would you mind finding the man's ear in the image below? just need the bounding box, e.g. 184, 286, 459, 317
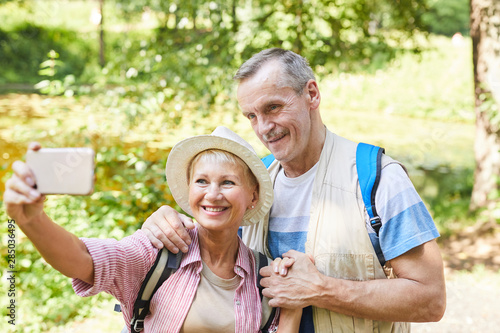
305, 79, 321, 110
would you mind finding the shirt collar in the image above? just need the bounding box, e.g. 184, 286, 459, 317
180, 228, 253, 277
235, 235, 252, 277
179, 228, 202, 269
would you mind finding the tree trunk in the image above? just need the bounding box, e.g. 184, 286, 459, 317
470, 0, 500, 211
99, 0, 105, 67
232, 0, 238, 33
293, 0, 304, 54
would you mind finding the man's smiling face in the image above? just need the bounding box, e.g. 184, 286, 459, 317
237, 61, 313, 166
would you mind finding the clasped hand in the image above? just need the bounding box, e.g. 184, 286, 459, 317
261, 250, 323, 309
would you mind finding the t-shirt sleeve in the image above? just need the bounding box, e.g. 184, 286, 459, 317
72, 230, 158, 304
374, 163, 440, 262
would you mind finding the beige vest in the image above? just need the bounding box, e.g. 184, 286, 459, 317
242, 130, 410, 332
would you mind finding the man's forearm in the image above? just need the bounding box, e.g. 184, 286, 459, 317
262, 242, 446, 323
313, 273, 445, 322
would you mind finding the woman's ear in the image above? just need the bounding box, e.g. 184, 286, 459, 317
248, 187, 259, 210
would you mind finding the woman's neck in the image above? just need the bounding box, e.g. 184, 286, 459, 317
197, 227, 240, 279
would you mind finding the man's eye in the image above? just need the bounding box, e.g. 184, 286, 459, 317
247, 114, 256, 120
269, 105, 279, 111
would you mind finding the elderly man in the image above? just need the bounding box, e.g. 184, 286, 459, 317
142, 48, 446, 332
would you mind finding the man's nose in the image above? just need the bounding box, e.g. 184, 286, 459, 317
257, 116, 274, 137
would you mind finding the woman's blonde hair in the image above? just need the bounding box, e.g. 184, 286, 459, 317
187, 149, 258, 189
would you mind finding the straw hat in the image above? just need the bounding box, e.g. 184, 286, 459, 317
166, 126, 274, 226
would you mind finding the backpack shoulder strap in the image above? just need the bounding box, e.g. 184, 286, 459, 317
261, 154, 275, 168
252, 249, 268, 300
356, 143, 385, 237
129, 248, 182, 332
251, 249, 277, 332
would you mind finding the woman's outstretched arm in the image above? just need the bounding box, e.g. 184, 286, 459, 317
4, 142, 94, 284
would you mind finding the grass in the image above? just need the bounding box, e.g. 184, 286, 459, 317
323, 37, 474, 121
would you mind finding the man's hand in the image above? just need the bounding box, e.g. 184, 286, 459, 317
270, 256, 295, 276
4, 142, 45, 225
141, 205, 195, 253
260, 250, 321, 309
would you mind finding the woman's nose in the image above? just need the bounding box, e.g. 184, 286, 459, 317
205, 184, 223, 201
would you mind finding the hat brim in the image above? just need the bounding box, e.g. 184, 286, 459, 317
166, 135, 273, 226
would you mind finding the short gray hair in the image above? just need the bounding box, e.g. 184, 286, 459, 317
233, 48, 315, 95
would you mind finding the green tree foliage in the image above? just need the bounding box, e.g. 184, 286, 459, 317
85, 0, 430, 129
0, 0, 432, 96
239, 0, 428, 71
0, 23, 93, 84
423, 0, 470, 36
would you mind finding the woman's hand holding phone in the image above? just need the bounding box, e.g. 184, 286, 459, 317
4, 142, 45, 225
4, 142, 95, 225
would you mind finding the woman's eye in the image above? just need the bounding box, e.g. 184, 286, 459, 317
222, 180, 235, 186
195, 179, 207, 184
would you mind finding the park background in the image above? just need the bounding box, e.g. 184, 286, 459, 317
1, 0, 499, 332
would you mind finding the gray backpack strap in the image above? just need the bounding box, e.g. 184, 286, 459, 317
252, 249, 277, 332
114, 248, 182, 332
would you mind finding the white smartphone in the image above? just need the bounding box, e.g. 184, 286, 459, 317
26, 148, 95, 195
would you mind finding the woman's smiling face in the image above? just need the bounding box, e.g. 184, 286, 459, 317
188, 153, 258, 233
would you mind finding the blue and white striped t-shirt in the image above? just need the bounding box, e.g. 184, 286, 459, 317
267, 163, 439, 265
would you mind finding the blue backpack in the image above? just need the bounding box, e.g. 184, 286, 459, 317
261, 142, 384, 236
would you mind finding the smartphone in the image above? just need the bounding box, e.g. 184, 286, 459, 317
26, 148, 95, 195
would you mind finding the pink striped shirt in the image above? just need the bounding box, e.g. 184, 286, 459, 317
72, 229, 278, 332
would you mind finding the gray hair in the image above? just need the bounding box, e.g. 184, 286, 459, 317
233, 48, 316, 95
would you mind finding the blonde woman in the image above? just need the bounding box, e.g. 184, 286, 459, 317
3, 127, 301, 332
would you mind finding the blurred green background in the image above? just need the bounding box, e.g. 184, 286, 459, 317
0, 0, 488, 332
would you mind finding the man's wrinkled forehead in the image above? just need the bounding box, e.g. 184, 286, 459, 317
241, 60, 291, 88
238, 69, 283, 105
